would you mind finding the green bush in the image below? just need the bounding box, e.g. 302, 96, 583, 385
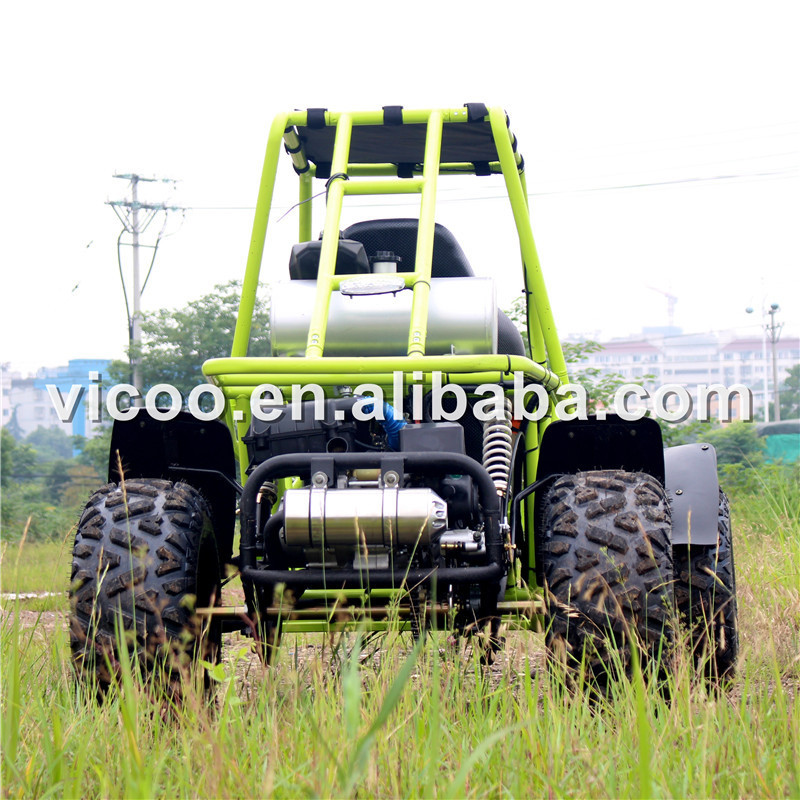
705, 421, 766, 466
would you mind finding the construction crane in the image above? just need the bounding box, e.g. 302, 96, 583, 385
647, 286, 678, 328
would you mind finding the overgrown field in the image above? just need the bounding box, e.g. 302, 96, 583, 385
2, 467, 799, 798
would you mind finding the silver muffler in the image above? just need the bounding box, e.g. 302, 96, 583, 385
281, 487, 448, 550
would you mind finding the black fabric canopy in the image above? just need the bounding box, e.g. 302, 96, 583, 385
295, 120, 500, 169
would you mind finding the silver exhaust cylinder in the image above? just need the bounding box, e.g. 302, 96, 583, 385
270, 277, 498, 356
281, 487, 448, 549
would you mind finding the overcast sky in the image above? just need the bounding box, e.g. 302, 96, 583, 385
1, 1, 797, 375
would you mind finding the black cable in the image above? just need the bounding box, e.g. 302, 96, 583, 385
325, 172, 349, 201
137, 208, 159, 234
275, 189, 326, 224
116, 228, 131, 334
140, 207, 186, 295
140, 237, 160, 295
339, 166, 797, 209
110, 202, 132, 233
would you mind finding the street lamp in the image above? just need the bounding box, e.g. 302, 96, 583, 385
746, 303, 783, 422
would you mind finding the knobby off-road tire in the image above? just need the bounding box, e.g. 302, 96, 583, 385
542, 470, 674, 690
673, 490, 738, 682
69, 479, 221, 693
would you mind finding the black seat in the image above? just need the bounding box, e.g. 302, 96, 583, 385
342, 218, 474, 278
343, 218, 526, 357
497, 310, 526, 357
290, 218, 526, 357
289, 238, 370, 280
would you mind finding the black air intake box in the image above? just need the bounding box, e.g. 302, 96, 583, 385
243, 397, 361, 472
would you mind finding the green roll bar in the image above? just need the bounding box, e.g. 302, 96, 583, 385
228, 106, 567, 379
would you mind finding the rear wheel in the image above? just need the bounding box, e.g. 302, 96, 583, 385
541, 470, 674, 690
673, 490, 738, 682
69, 479, 221, 694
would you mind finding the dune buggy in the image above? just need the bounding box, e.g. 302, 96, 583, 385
70, 104, 738, 689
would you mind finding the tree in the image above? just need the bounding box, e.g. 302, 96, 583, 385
1, 427, 38, 486
2, 427, 16, 487
506, 296, 636, 413
4, 407, 24, 441
658, 418, 720, 448
109, 280, 270, 401
505, 295, 532, 359
24, 425, 74, 462
562, 339, 658, 414
77, 425, 112, 479
704, 422, 766, 466
45, 460, 99, 506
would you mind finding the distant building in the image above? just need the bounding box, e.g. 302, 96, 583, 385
572, 331, 800, 421
0, 363, 13, 429
1, 359, 111, 443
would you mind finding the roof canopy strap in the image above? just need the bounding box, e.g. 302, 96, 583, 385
464, 102, 489, 122
383, 105, 404, 125
307, 108, 327, 129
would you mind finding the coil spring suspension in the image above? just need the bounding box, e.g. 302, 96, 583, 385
482, 397, 513, 496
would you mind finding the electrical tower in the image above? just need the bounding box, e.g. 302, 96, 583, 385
107, 174, 184, 394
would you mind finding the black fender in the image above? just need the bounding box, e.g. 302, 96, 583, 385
108, 411, 238, 564
663, 442, 720, 546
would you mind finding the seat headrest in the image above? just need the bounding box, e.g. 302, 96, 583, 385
342, 219, 474, 278
289, 239, 370, 280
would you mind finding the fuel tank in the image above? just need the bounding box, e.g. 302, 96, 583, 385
270, 277, 498, 356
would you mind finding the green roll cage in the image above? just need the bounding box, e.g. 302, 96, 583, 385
202, 105, 569, 612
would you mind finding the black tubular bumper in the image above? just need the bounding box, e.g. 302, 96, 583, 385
239, 451, 504, 589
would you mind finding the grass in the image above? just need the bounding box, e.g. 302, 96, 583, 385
2, 468, 799, 798
0, 530, 72, 612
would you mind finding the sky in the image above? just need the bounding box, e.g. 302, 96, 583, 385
1, 1, 798, 375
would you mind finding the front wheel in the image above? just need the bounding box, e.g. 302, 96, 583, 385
69, 479, 221, 694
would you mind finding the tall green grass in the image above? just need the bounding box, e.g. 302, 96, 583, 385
1, 536, 72, 597
2, 466, 798, 798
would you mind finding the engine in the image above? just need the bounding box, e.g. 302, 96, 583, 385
243, 396, 493, 572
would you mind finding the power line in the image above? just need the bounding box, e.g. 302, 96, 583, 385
180, 164, 797, 214
552, 120, 800, 158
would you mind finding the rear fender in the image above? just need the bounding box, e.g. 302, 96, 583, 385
663, 442, 720, 546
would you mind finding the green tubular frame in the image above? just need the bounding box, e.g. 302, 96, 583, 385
204, 105, 568, 611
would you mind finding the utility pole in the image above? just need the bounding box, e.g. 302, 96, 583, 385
107, 174, 184, 395
767, 303, 784, 421
130, 176, 142, 391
